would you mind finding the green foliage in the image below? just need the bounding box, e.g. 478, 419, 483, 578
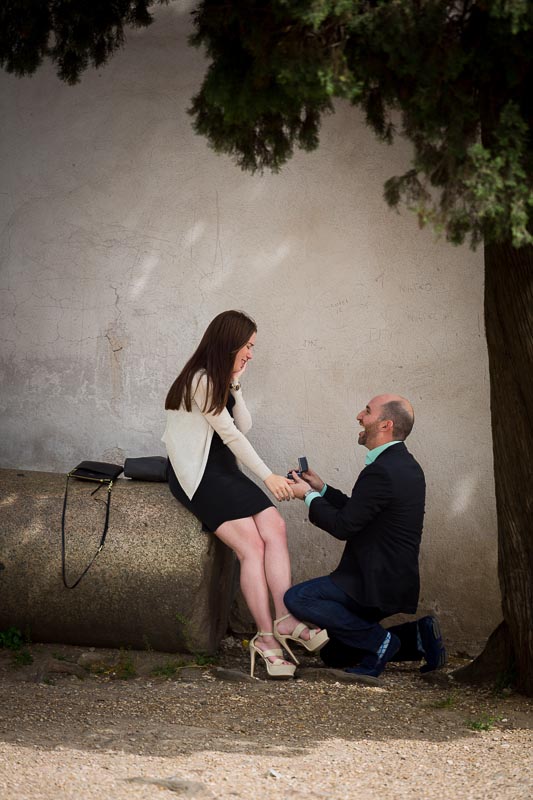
87, 649, 136, 679
51, 652, 68, 661
151, 658, 186, 678
0, 626, 26, 650
12, 649, 33, 667
465, 104, 533, 248
114, 649, 136, 679
2, 1, 531, 248
193, 652, 218, 666
150, 653, 216, 678
189, 0, 533, 249
188, 1, 338, 172
175, 612, 218, 665
431, 694, 456, 709
490, 0, 530, 33
0, 0, 163, 85
467, 713, 501, 732
0, 626, 33, 667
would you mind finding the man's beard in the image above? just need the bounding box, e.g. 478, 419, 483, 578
358, 420, 380, 448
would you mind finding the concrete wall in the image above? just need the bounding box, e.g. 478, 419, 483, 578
0, 2, 500, 652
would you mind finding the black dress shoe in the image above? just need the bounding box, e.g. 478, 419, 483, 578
418, 616, 446, 672
345, 632, 400, 678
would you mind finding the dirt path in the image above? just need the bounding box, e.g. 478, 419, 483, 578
1, 638, 532, 799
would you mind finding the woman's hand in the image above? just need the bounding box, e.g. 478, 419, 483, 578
231, 361, 248, 383
264, 474, 295, 502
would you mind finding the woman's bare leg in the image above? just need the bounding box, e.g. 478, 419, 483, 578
252, 507, 319, 640
213, 515, 291, 662
251, 507, 292, 617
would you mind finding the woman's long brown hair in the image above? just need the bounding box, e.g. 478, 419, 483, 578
165, 310, 257, 414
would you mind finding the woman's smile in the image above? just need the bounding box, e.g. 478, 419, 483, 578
232, 332, 256, 373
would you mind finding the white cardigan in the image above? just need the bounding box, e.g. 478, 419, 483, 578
162, 371, 272, 499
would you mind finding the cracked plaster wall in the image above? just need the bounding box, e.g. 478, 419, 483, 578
0, 2, 499, 651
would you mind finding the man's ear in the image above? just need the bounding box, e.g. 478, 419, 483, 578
381, 418, 394, 431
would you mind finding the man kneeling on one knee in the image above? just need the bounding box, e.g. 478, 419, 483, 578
287, 394, 446, 678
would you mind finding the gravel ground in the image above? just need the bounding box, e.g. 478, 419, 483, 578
1, 637, 532, 800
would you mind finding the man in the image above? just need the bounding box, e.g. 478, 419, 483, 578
286, 394, 445, 678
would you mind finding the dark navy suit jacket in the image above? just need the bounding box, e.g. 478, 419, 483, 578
308, 442, 425, 615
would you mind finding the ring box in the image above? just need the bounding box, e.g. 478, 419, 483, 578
287, 456, 308, 479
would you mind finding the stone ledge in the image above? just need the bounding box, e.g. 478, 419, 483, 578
0, 468, 237, 653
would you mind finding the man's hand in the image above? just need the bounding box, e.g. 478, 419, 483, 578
301, 468, 325, 493
288, 471, 312, 500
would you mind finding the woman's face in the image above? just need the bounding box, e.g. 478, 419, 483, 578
232, 331, 256, 374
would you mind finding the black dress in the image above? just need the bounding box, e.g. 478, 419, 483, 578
168, 394, 274, 533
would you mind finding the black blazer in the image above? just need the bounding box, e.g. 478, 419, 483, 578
309, 442, 425, 615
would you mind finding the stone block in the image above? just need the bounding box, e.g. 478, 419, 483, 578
0, 469, 237, 653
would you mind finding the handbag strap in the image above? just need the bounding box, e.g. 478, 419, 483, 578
61, 474, 114, 589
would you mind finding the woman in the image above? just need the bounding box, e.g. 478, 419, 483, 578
162, 310, 328, 678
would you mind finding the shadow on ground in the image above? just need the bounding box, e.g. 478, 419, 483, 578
1, 640, 532, 761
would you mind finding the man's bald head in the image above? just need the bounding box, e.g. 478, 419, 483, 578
357, 394, 415, 450
373, 394, 414, 441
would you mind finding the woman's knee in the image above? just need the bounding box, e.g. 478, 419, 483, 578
237, 530, 265, 564
255, 508, 288, 545
215, 519, 265, 562
271, 516, 288, 546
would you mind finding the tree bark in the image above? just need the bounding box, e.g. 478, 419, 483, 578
482, 241, 533, 695
452, 620, 514, 687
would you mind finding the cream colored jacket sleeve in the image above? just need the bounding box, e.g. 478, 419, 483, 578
230, 385, 252, 434
194, 374, 272, 481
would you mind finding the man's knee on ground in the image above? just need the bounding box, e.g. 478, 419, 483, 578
284, 584, 305, 615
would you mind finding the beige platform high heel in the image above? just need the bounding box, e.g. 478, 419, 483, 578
249, 632, 296, 679
273, 615, 330, 665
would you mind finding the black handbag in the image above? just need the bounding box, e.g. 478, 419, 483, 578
123, 456, 168, 482
61, 461, 124, 589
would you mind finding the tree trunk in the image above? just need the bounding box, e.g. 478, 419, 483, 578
452, 621, 514, 687
481, 240, 533, 695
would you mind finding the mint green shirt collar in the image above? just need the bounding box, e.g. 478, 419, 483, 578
365, 440, 402, 466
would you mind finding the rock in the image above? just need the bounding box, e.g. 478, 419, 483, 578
178, 666, 208, 681
26, 657, 88, 683
420, 669, 453, 687
45, 659, 87, 678
0, 468, 237, 654
127, 776, 211, 795
211, 667, 255, 683
77, 652, 109, 667
298, 667, 381, 686
219, 636, 242, 650
267, 768, 283, 778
